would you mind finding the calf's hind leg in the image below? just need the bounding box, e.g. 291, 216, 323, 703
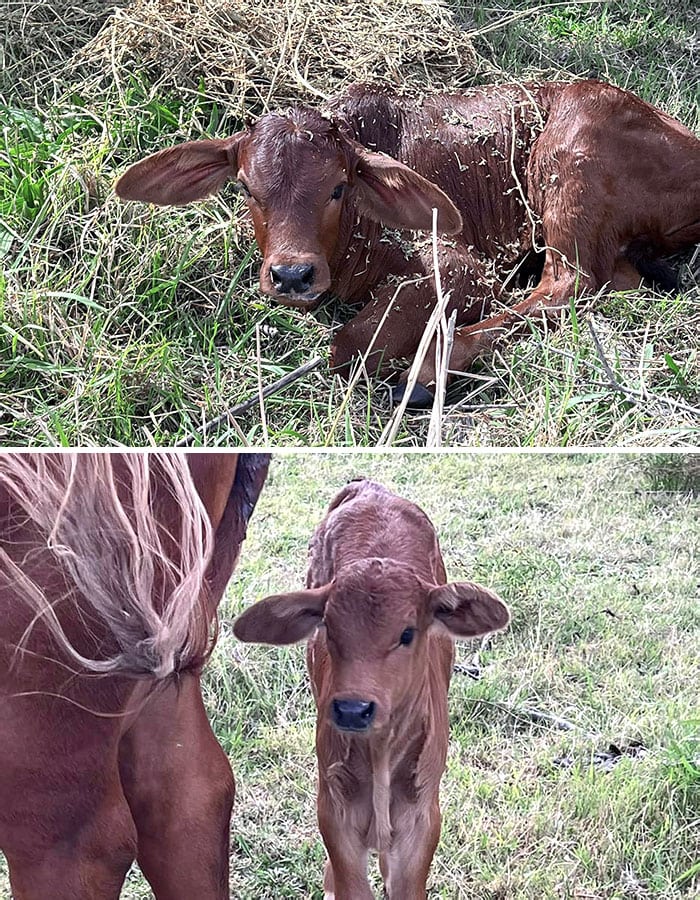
398, 213, 606, 403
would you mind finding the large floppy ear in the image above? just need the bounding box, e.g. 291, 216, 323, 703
428, 581, 510, 638
115, 133, 246, 206
233, 584, 332, 646
350, 145, 462, 235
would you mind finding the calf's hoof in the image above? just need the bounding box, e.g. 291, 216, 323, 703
391, 380, 435, 409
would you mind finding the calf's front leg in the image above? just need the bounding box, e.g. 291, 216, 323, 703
329, 277, 434, 382
318, 788, 373, 900
380, 800, 441, 900
331, 247, 491, 403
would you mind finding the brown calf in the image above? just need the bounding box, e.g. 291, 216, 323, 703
234, 479, 510, 898
116, 79, 700, 406
0, 451, 269, 900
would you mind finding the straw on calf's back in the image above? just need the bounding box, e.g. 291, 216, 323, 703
116, 79, 700, 407
234, 479, 510, 899
0, 451, 269, 900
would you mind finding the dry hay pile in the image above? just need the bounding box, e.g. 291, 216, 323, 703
73, 0, 480, 113
0, 0, 121, 100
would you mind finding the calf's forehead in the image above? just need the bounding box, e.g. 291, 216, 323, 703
323, 561, 427, 652
241, 113, 348, 195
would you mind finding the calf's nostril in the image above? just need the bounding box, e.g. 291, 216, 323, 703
299, 263, 315, 286
360, 701, 375, 721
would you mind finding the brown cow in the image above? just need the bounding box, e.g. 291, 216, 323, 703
0, 451, 269, 900
116, 79, 700, 407
233, 479, 510, 899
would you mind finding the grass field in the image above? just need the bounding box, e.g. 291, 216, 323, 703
3, 452, 697, 898
0, 0, 698, 447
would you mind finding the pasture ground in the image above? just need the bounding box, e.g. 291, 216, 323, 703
2, 452, 697, 898
0, 0, 698, 446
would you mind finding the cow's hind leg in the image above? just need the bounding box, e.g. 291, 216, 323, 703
6, 781, 136, 900
119, 675, 235, 900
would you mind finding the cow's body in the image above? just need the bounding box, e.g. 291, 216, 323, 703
0, 452, 269, 899
117, 79, 700, 404
234, 479, 509, 898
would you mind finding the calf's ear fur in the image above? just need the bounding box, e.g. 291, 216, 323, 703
115, 133, 246, 206
351, 145, 462, 235
429, 582, 510, 638
233, 584, 332, 645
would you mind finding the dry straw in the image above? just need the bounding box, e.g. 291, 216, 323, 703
0, 0, 115, 100
71, 0, 479, 111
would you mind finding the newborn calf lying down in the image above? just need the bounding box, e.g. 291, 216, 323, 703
234, 479, 510, 899
117, 79, 700, 406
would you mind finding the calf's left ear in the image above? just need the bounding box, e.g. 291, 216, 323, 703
351, 145, 463, 235
429, 582, 510, 638
233, 584, 331, 645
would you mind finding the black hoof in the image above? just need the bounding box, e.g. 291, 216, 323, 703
391, 381, 435, 409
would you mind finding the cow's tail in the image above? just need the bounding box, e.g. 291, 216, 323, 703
0, 453, 216, 679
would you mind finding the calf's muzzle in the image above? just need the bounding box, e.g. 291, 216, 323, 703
332, 698, 376, 732
269, 263, 316, 295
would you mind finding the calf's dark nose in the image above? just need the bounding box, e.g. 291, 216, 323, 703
269, 263, 315, 294
332, 698, 376, 732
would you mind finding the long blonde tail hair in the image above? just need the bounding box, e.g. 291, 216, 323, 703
0, 453, 216, 679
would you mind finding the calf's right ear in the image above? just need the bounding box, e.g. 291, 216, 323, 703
233, 584, 332, 645
115, 133, 246, 206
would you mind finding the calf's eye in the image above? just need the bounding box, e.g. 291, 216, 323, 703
330, 183, 345, 201
399, 627, 415, 646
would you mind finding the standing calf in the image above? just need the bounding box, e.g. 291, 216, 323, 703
233, 479, 510, 898
117, 79, 700, 406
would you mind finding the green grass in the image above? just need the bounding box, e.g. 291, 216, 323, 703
0, 0, 698, 446
5, 452, 696, 898
466, 0, 699, 126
